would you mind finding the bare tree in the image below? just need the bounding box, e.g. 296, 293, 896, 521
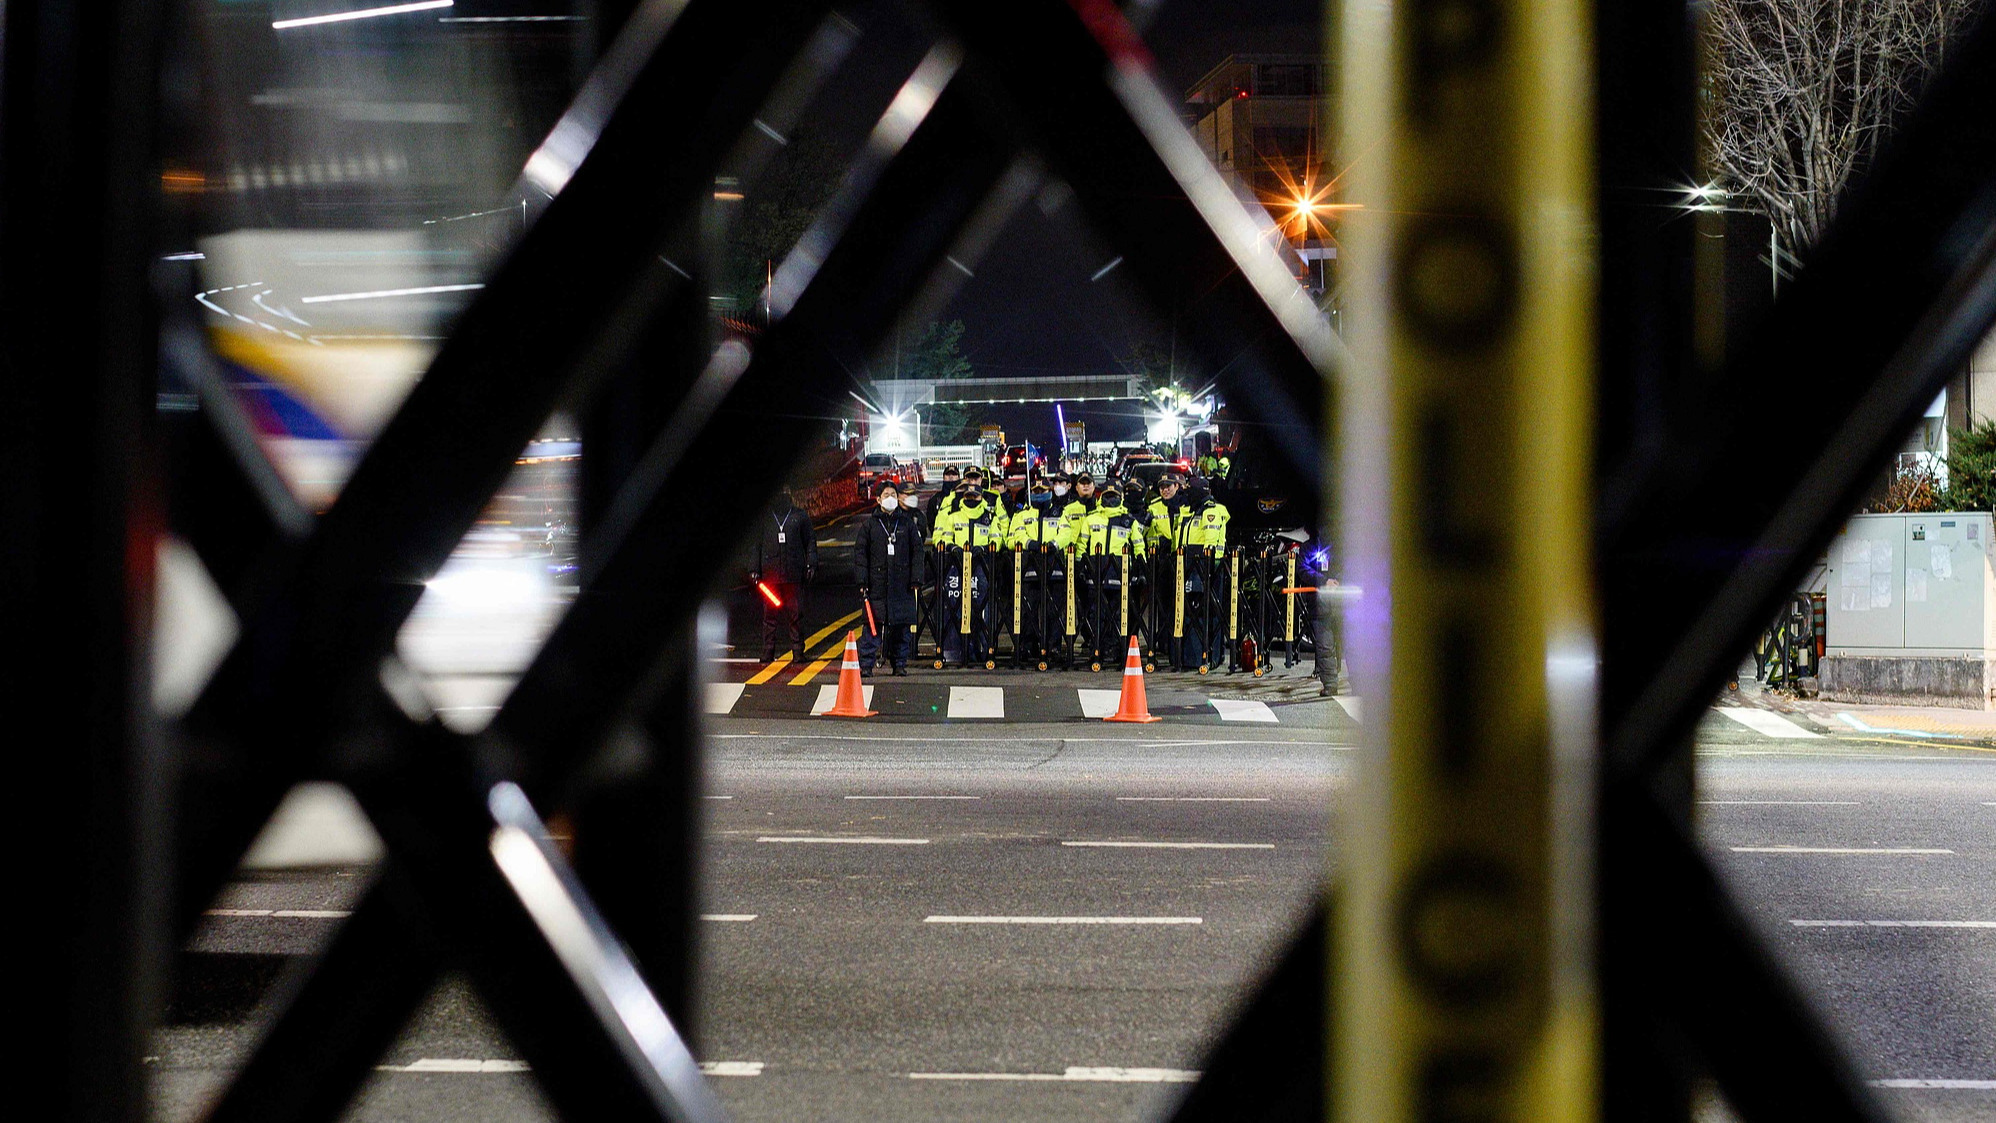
1702, 0, 1981, 262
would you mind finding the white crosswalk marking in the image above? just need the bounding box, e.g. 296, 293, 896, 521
811, 684, 874, 715
1333, 695, 1362, 722
1716, 707, 1820, 739
704, 682, 745, 715
948, 685, 1005, 718
1078, 689, 1122, 719
1210, 699, 1277, 723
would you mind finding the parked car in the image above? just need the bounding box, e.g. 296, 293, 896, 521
857, 451, 899, 497
1000, 442, 1045, 489
1109, 448, 1163, 479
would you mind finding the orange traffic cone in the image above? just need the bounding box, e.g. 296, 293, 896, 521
822, 631, 877, 718
1105, 635, 1161, 723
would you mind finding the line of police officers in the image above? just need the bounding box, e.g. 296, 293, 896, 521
846, 462, 1231, 677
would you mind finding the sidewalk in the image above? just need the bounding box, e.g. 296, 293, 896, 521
1729, 670, 1996, 744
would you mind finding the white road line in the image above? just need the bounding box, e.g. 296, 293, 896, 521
845, 795, 981, 800
704, 795, 735, 800
756, 836, 929, 845
376, 1059, 766, 1076
810, 684, 874, 716
1791, 920, 1995, 928
704, 682, 746, 715
909, 1067, 1200, 1082
948, 685, 1005, 719
1116, 797, 1271, 802
1210, 699, 1278, 723
1333, 695, 1362, 722
1716, 707, 1821, 739
708, 734, 1345, 746
1870, 1079, 1996, 1089
1061, 840, 1274, 850
1730, 846, 1953, 854
923, 916, 1202, 925
701, 914, 758, 922
1078, 688, 1122, 719
204, 909, 353, 919
1699, 800, 1861, 806
376, 1059, 532, 1073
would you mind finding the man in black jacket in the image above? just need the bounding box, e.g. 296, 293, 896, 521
853, 480, 924, 676
751, 485, 818, 662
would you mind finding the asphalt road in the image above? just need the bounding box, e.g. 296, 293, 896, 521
152, 688, 1994, 1122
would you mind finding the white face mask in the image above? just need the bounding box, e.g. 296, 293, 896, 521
1054, 483, 1070, 497
879, 495, 899, 511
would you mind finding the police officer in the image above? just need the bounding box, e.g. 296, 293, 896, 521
1144, 473, 1193, 668
751, 484, 818, 663
924, 464, 961, 535
1082, 483, 1148, 668
933, 472, 1007, 666
1180, 479, 1232, 670
853, 480, 923, 677
1005, 480, 1074, 668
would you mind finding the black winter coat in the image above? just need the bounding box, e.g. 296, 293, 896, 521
853, 508, 925, 626
753, 503, 818, 585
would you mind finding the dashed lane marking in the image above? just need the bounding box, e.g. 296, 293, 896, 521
375, 1059, 764, 1076
1790, 920, 1994, 928
1699, 800, 1860, 806
701, 914, 758, 922
1717, 707, 1821, 739
1061, 840, 1274, 850
948, 685, 1005, 718
705, 682, 746, 715
1333, 695, 1362, 722
1211, 698, 1278, 723
205, 909, 353, 919
909, 1067, 1201, 1082
811, 684, 874, 715
922, 916, 1202, 925
1870, 1080, 1996, 1089
1117, 797, 1270, 802
756, 835, 929, 845
1730, 846, 1953, 855
845, 794, 980, 800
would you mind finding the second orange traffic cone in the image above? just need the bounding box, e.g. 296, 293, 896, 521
1105, 635, 1161, 723
822, 631, 877, 718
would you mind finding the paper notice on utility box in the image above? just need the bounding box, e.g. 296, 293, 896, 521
1842, 539, 1871, 586
1907, 567, 1929, 603
1841, 587, 1869, 611
1870, 572, 1892, 609
1931, 543, 1953, 580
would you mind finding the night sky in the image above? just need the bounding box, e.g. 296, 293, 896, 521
826, 0, 1322, 450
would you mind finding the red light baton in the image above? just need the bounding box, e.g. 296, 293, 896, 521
864, 597, 878, 636
755, 580, 783, 608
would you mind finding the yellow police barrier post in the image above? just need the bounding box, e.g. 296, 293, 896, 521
959, 549, 972, 640
1174, 552, 1185, 639
1333, 0, 1597, 1117
1120, 552, 1130, 640
1228, 549, 1239, 645
1285, 554, 1297, 650
1014, 548, 1024, 639
1065, 546, 1077, 637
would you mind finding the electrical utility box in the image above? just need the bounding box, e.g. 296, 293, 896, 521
1823, 511, 1996, 708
